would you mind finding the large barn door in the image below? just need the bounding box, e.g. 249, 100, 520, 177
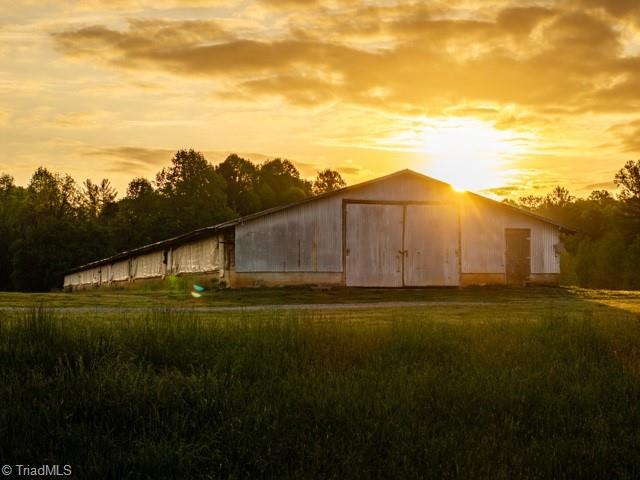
403, 204, 460, 286
345, 204, 404, 287
505, 228, 531, 286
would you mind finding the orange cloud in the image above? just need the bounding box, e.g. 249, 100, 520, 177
50, 6, 640, 119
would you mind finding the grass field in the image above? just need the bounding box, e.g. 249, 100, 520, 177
2, 287, 640, 478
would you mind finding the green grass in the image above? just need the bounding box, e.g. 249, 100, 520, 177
3, 284, 640, 310
1, 291, 640, 478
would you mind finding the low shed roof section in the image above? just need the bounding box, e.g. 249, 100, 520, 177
64, 223, 230, 275
65, 169, 575, 275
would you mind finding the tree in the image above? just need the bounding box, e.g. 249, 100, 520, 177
25, 167, 80, 219
257, 159, 311, 208
313, 169, 346, 195
588, 190, 613, 203
215, 154, 260, 215
81, 178, 117, 217
155, 149, 234, 235
127, 177, 154, 199
544, 186, 575, 208
614, 160, 640, 237
110, 178, 163, 252
0, 174, 14, 194
9, 168, 102, 291
0, 174, 22, 290
615, 160, 640, 201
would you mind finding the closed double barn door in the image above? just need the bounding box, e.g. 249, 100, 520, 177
345, 203, 460, 287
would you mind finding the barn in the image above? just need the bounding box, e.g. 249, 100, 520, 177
64, 169, 569, 290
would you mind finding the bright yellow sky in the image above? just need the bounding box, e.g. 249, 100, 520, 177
1, 0, 639, 197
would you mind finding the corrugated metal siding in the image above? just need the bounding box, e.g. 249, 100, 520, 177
460, 198, 560, 275
235, 196, 342, 273
236, 176, 458, 273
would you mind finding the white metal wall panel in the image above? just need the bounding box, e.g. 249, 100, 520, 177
345, 204, 404, 287
235, 174, 458, 273
79, 267, 99, 285
235, 196, 342, 273
171, 237, 220, 274
346, 175, 454, 203
100, 264, 111, 284
404, 204, 460, 286
91, 267, 101, 285
110, 260, 130, 282
460, 198, 560, 275
132, 250, 165, 279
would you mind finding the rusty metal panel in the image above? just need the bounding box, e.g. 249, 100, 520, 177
345, 203, 404, 287
404, 204, 459, 286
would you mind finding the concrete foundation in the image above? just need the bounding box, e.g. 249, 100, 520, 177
229, 271, 343, 288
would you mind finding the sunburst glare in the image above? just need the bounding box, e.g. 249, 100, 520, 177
418, 119, 529, 192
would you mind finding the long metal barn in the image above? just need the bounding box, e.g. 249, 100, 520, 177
64, 170, 569, 289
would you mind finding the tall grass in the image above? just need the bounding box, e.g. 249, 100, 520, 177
1, 307, 640, 479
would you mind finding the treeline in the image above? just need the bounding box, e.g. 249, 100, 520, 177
0, 150, 346, 291
504, 160, 640, 289
2, 152, 639, 292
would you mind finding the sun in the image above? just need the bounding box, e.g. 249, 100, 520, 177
418, 119, 525, 192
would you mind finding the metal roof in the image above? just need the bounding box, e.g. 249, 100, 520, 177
65, 169, 574, 275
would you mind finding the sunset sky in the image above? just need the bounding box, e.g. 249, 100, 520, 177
1, 0, 639, 197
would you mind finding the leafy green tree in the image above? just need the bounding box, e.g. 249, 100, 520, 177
313, 169, 347, 195
257, 159, 311, 208
614, 160, 640, 237
615, 160, 640, 200
155, 149, 234, 235
111, 178, 165, 252
81, 178, 117, 218
515, 195, 544, 211
0, 175, 23, 290
9, 168, 96, 291
127, 177, 154, 199
24, 167, 80, 219
215, 154, 260, 215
